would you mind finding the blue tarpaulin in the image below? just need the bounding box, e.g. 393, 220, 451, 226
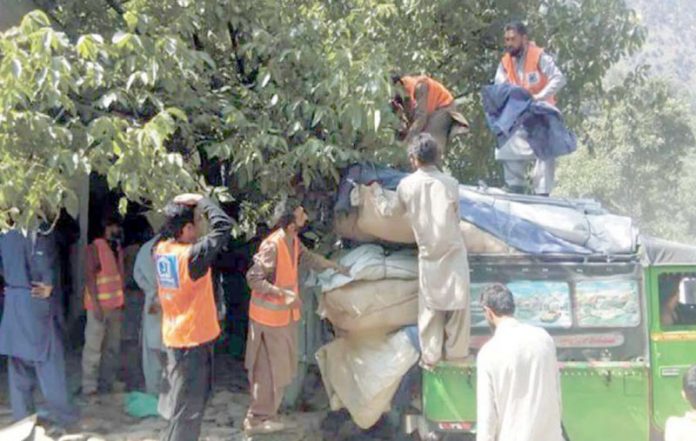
482, 84, 577, 160
335, 163, 624, 256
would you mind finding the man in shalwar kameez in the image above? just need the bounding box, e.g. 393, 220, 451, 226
134, 234, 165, 396
244, 200, 347, 435
0, 226, 79, 432
371, 133, 471, 369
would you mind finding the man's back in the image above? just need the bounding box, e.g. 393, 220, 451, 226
477, 319, 563, 441
397, 166, 464, 257
397, 166, 469, 310
666, 413, 696, 441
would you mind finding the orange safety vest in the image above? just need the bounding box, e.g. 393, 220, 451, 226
84, 238, 124, 310
501, 43, 556, 105
248, 230, 301, 327
154, 240, 220, 348
400, 75, 454, 114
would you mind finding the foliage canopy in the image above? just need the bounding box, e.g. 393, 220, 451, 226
0, 0, 645, 234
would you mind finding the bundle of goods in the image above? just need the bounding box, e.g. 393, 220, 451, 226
315, 244, 420, 428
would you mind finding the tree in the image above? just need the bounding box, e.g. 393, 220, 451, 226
0, 0, 644, 234
555, 72, 695, 241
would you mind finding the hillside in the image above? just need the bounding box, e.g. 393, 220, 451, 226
626, 0, 696, 94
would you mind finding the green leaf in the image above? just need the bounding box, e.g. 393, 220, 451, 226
260, 72, 271, 88
10, 59, 22, 79
112, 31, 132, 47
166, 107, 188, 121
118, 197, 128, 215
312, 108, 325, 127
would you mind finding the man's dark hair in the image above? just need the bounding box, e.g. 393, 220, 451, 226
390, 72, 404, 84
504, 20, 528, 36
276, 198, 302, 229
408, 133, 440, 165
102, 214, 122, 229
684, 365, 696, 409
480, 283, 516, 316
161, 203, 195, 240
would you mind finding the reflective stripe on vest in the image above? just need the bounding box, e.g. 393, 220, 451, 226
501, 43, 556, 105
154, 240, 220, 348
401, 75, 454, 114
84, 238, 124, 310
249, 229, 301, 327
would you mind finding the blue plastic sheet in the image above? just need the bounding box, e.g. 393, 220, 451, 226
336, 163, 593, 256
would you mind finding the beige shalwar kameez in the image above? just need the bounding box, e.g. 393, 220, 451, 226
245, 231, 335, 422
372, 166, 471, 365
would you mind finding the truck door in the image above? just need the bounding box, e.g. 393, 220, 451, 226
648, 268, 696, 433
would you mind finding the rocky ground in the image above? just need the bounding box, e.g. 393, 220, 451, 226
0, 354, 404, 441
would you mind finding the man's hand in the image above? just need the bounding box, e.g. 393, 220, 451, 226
30, 282, 53, 299
148, 302, 161, 315
335, 264, 351, 277
93, 304, 105, 322
279, 288, 298, 306
173, 193, 204, 206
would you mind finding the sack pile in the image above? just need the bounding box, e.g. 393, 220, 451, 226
317, 244, 419, 334
315, 244, 420, 428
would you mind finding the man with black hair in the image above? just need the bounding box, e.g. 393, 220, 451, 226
494, 20, 566, 196
244, 199, 347, 435
371, 133, 470, 369
153, 194, 233, 441
476, 283, 563, 441
665, 364, 696, 441
0, 224, 79, 433
391, 74, 468, 157
81, 214, 125, 397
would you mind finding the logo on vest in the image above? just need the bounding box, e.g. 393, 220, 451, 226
155, 254, 180, 289
526, 71, 540, 85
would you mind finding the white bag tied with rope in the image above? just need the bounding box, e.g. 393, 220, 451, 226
317, 244, 418, 293
343, 184, 517, 254
318, 278, 419, 333
316, 330, 419, 429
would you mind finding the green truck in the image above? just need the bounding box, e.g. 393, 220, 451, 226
404, 236, 696, 441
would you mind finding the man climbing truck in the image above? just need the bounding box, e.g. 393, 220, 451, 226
391, 74, 469, 158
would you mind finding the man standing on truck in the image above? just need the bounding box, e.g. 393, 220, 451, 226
494, 21, 566, 196
391, 74, 468, 158
476, 283, 564, 441
370, 133, 470, 369
244, 199, 348, 435
154, 193, 233, 441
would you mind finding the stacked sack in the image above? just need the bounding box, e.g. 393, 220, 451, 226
315, 244, 420, 429
334, 184, 519, 254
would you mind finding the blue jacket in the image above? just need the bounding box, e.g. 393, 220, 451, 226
482, 84, 577, 160
0, 228, 60, 361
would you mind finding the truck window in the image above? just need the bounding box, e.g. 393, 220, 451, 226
471, 281, 572, 329
659, 273, 696, 327
576, 280, 640, 328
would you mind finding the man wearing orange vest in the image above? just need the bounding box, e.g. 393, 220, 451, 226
153, 193, 232, 441
494, 21, 566, 195
244, 199, 348, 435
391, 74, 468, 158
81, 215, 125, 397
